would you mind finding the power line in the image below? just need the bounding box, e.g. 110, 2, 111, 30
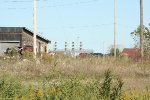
26, 23, 138, 30
2, 0, 47, 3
2, 0, 101, 10
27, 23, 113, 30
116, 23, 137, 29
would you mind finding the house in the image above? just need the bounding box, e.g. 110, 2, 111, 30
122, 48, 140, 58
0, 27, 50, 54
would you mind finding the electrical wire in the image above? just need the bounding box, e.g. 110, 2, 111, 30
1, 0, 101, 10
2, 0, 47, 3
116, 23, 138, 29
27, 23, 138, 30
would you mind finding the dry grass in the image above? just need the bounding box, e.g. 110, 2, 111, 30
0, 55, 150, 90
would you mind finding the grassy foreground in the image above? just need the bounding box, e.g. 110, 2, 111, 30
0, 54, 150, 99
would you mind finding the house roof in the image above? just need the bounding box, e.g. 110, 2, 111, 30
122, 48, 140, 57
0, 27, 23, 33
23, 27, 50, 43
0, 27, 50, 43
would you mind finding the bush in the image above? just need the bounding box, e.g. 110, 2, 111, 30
0, 75, 22, 99
99, 69, 124, 100
0, 69, 124, 100
5, 48, 18, 57
22, 51, 33, 59
39, 69, 124, 100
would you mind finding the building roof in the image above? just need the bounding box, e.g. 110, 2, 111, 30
23, 27, 50, 43
0, 27, 22, 33
122, 48, 140, 58
0, 27, 50, 43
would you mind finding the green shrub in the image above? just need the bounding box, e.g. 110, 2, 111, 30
42, 70, 124, 100
22, 51, 33, 59
0, 75, 22, 99
5, 48, 18, 57
0, 69, 124, 100
99, 69, 124, 100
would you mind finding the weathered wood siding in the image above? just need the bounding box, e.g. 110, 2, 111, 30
22, 31, 48, 53
0, 27, 49, 54
0, 34, 21, 41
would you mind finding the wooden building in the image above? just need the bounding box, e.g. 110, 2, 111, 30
0, 27, 50, 54
122, 48, 140, 58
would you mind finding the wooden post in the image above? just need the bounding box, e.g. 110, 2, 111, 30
140, 0, 144, 58
33, 0, 37, 58
114, 0, 117, 58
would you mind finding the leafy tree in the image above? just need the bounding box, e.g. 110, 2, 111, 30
109, 47, 120, 57
131, 25, 150, 54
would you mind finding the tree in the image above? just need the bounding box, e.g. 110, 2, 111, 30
109, 47, 120, 57
131, 25, 150, 55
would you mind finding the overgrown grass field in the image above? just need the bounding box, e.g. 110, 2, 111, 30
0, 54, 150, 100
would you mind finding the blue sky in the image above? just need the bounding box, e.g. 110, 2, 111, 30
0, 0, 150, 53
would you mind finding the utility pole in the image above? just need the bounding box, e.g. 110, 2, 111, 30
140, 0, 144, 58
33, 0, 37, 58
114, 0, 117, 58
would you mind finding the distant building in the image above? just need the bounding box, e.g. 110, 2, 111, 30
122, 48, 140, 58
0, 27, 50, 54
50, 49, 93, 57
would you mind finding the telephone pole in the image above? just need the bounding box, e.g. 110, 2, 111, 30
140, 0, 144, 58
114, 0, 117, 58
33, 0, 37, 57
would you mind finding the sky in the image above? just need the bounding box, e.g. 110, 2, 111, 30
0, 0, 150, 53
